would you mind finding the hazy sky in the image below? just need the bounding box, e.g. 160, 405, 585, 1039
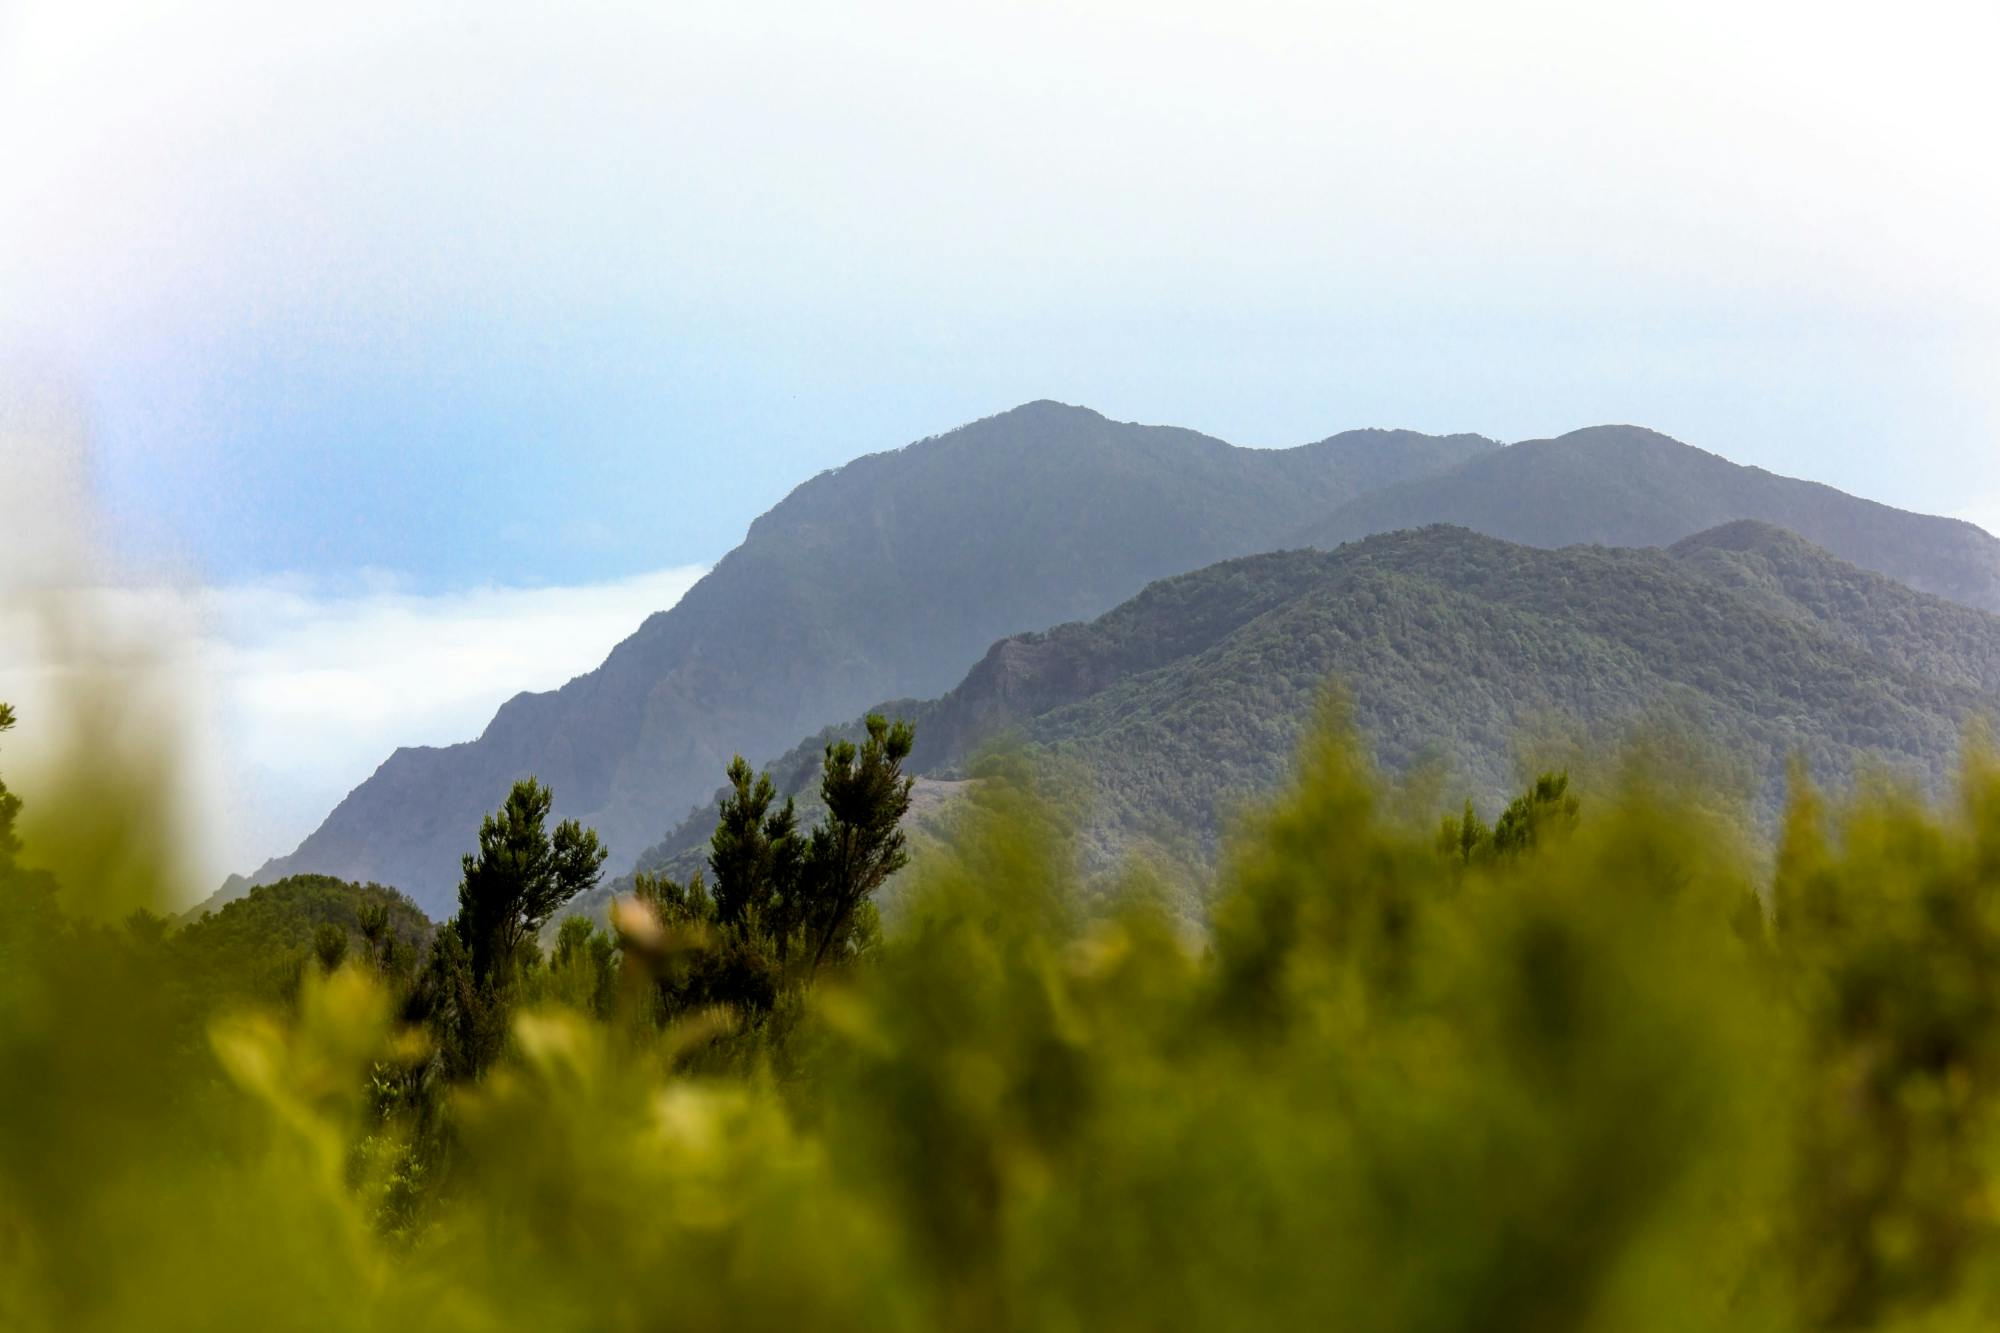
3, 0, 1999, 887
6, 0, 1999, 587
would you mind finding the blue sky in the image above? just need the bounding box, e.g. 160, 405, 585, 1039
3, 0, 1998, 889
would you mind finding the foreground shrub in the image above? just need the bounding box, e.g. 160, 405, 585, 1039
6, 709, 2000, 1330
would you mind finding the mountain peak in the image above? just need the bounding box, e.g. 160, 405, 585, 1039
1669, 518, 1822, 559
236, 408, 1496, 911
984, 399, 1109, 426
1547, 423, 1684, 445
1536, 425, 1728, 461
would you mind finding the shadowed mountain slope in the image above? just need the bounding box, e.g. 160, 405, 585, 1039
1296, 427, 2000, 612
236, 403, 1495, 914
632, 524, 2000, 883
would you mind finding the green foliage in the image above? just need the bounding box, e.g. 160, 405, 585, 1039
632, 864, 713, 925
415, 921, 499, 1084
170, 873, 433, 1010
413, 778, 608, 1084
1492, 770, 1581, 855
310, 921, 348, 972
802, 714, 915, 971
19, 698, 2000, 1330
0, 702, 61, 997
454, 778, 607, 986
1435, 773, 1579, 864
0, 700, 19, 873
710, 755, 803, 933
546, 915, 619, 1018
1437, 797, 1492, 862
629, 715, 918, 1033
1770, 748, 2000, 1327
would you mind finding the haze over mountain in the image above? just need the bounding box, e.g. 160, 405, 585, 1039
624, 522, 2000, 894
227, 406, 2000, 919
1298, 426, 2000, 612
231, 402, 1493, 914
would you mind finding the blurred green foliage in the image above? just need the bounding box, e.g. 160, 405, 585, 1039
8, 695, 2000, 1331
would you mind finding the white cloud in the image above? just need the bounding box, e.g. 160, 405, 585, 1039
0, 564, 705, 903
2, 362, 705, 907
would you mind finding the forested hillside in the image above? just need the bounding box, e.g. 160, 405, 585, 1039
1670, 521, 2000, 692
238, 404, 1494, 914
1298, 426, 2000, 611
641, 524, 2000, 879
170, 874, 433, 1010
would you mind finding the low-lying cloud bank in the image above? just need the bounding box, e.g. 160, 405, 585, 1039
0, 565, 705, 903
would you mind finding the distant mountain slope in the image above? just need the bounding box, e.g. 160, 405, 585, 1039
637, 525, 2000, 878
1296, 427, 2000, 612
1669, 521, 2000, 694
239, 403, 1495, 915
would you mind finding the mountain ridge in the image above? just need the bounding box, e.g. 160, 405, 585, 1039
1297, 426, 2000, 610
229, 402, 1498, 914
617, 521, 2000, 902
229, 408, 2000, 918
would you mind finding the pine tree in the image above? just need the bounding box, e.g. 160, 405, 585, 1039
1491, 772, 1580, 856
708, 756, 802, 934
801, 714, 915, 973
454, 778, 606, 986
1435, 775, 1579, 864
1437, 799, 1492, 864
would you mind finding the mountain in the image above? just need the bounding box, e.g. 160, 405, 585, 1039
1295, 426, 2000, 612
236, 403, 1496, 915
630, 523, 2000, 884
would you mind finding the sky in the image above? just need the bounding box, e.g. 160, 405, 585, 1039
2, 0, 1999, 890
